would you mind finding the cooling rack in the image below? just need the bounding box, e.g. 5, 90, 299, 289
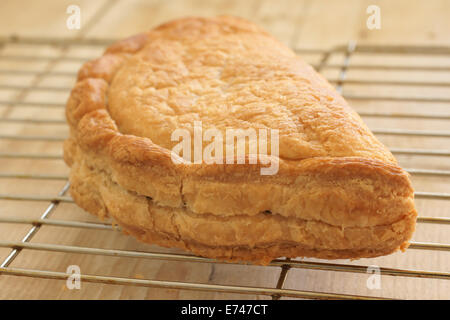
0, 36, 449, 299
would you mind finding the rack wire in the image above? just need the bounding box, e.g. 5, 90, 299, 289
0, 36, 449, 299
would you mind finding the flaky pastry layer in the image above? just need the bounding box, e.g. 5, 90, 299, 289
67, 145, 415, 264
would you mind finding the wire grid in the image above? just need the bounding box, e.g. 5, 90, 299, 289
0, 37, 449, 300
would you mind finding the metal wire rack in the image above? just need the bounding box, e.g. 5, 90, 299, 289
0, 36, 449, 299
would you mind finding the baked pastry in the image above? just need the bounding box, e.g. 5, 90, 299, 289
64, 16, 417, 265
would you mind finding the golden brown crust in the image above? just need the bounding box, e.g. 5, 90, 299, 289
64, 16, 417, 264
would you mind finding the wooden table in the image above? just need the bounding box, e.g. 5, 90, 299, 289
0, 0, 448, 299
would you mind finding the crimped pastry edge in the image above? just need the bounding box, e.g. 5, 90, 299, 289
65, 136, 416, 229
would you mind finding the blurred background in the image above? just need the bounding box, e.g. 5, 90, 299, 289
1, 0, 449, 48
0, 0, 448, 299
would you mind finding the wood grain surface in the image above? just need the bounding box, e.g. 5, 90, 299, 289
0, 0, 448, 299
